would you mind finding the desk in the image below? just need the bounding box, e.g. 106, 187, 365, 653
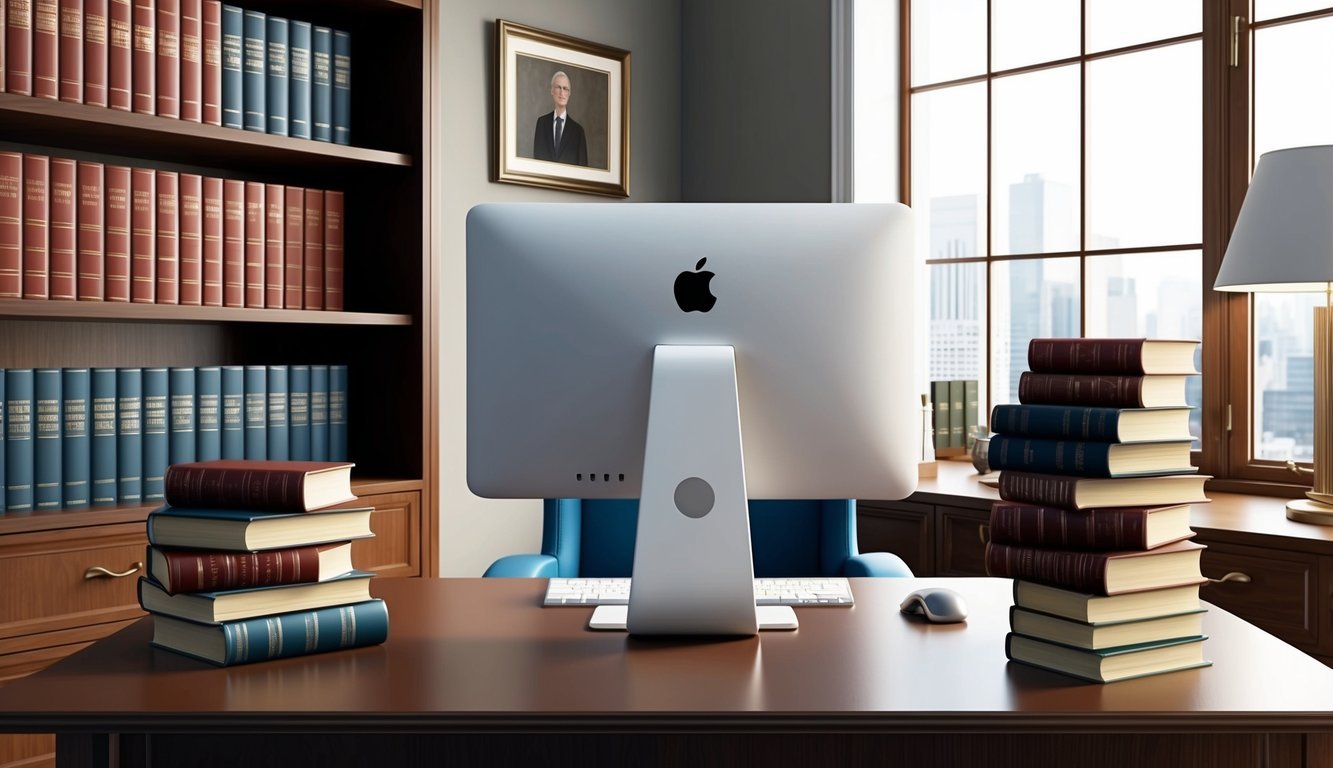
1, 577, 1333, 768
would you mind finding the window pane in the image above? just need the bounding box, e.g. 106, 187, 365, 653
992, 66, 1080, 255
991, 0, 1080, 72
911, 0, 986, 86
1254, 17, 1333, 157
1086, 42, 1201, 250
1255, 2, 1333, 21
990, 258, 1081, 408
1086, 0, 1200, 52
929, 262, 989, 421
1254, 294, 1323, 462
913, 84, 987, 260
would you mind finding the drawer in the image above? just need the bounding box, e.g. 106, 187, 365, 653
857, 501, 931, 576
352, 490, 421, 578
936, 505, 991, 577
1197, 539, 1319, 653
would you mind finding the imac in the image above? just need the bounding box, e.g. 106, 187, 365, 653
466, 203, 918, 635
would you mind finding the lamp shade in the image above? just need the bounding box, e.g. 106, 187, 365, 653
1216, 145, 1333, 292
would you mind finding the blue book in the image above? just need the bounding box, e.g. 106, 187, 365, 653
33, 369, 62, 511
142, 368, 169, 504
169, 367, 196, 466
329, 364, 347, 462
5, 369, 35, 512
332, 30, 351, 145
220, 365, 244, 460
265, 16, 288, 136
288, 20, 312, 140
221, 5, 244, 129
195, 366, 222, 462
266, 364, 289, 460
116, 368, 143, 506
310, 364, 329, 461
146, 503, 374, 550
288, 364, 311, 461
311, 26, 332, 142
989, 403, 1194, 444
986, 435, 1197, 479
61, 368, 91, 510
149, 598, 389, 666
241, 10, 267, 132
91, 368, 118, 507
243, 365, 267, 459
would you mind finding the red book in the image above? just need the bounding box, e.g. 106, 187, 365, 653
163, 459, 356, 513
323, 190, 343, 311
58, 0, 81, 102
1018, 372, 1190, 409
33, 0, 56, 98
0, 152, 19, 299
47, 156, 76, 300
988, 501, 1196, 552
130, 0, 152, 114
984, 538, 1205, 597
83, 0, 108, 105
178, 172, 201, 304
76, 160, 104, 300
154, 169, 178, 303
147, 540, 354, 594
201, 175, 221, 305
103, 164, 130, 301
177, 0, 198, 121
302, 187, 322, 310
263, 182, 282, 308
1027, 338, 1200, 376
199, 0, 218, 125
154, 0, 176, 118
243, 180, 263, 307
6, 0, 33, 95
107, 0, 129, 109
282, 185, 302, 308
221, 177, 242, 307
21, 154, 48, 299
130, 166, 155, 302
997, 471, 1211, 511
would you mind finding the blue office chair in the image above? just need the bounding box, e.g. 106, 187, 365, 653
483, 499, 913, 578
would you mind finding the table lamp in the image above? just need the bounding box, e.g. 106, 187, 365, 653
1215, 144, 1333, 524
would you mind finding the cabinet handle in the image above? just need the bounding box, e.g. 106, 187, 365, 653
84, 561, 144, 580
978, 524, 989, 544
1206, 571, 1251, 584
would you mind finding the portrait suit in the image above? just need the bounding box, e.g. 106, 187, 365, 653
533, 112, 589, 166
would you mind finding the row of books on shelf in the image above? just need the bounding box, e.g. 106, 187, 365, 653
2, 1, 352, 143
0, 152, 345, 309
0, 364, 348, 513
929, 378, 977, 450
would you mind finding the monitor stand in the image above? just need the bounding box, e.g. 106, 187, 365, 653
588, 345, 798, 634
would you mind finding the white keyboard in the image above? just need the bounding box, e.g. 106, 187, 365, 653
544, 577, 854, 606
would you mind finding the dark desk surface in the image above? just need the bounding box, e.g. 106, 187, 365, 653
2, 577, 1333, 734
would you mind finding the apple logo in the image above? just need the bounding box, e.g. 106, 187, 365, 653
674, 258, 717, 313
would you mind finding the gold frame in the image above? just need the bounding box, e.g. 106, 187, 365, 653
494, 20, 631, 198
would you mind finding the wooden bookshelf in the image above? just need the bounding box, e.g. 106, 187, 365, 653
0, 299, 412, 326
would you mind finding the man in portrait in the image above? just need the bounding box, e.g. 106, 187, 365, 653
533, 71, 589, 166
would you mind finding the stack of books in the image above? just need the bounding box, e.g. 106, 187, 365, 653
138, 459, 387, 666
985, 338, 1212, 683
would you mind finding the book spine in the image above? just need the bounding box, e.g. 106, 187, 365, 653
218, 2, 239, 127
177, 172, 201, 305
987, 435, 1115, 478
168, 366, 194, 465
242, 180, 262, 307
1028, 338, 1150, 376
266, 364, 287, 460
997, 471, 1079, 510
323, 189, 342, 311
287, 19, 309, 140
129, 166, 154, 303
302, 187, 322, 309
47, 156, 76, 300
115, 366, 141, 505
200, 175, 221, 305
931, 380, 949, 450
239, 9, 262, 132
7, 0, 33, 95
194, 364, 219, 461
5, 368, 34, 512
76, 160, 104, 300
1018, 372, 1151, 408
288, 364, 309, 460
177, 0, 197, 121
991, 404, 1124, 442
61, 367, 90, 508
947, 379, 963, 448
141, 366, 166, 502
985, 541, 1110, 595
152, 0, 179, 118
33, 367, 60, 510
220, 177, 241, 307
103, 164, 130, 301
219, 364, 241, 459
156, 543, 326, 593
22, 153, 48, 299
83, 0, 108, 105
963, 379, 979, 446
329, 363, 346, 462
32, 0, 55, 98
199, 0, 217, 124
282, 184, 302, 307
310, 25, 330, 142
57, 0, 81, 102
162, 463, 319, 511
130, 0, 151, 114
89, 367, 116, 505
331, 29, 348, 145
213, 599, 388, 666
242, 363, 264, 459
106, 0, 129, 109
263, 182, 282, 307
264, 14, 285, 135
0, 151, 20, 299
154, 169, 178, 303
989, 501, 1150, 551
309, 363, 327, 461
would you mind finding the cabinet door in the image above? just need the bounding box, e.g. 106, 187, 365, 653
935, 505, 991, 577
1196, 538, 1320, 654
352, 490, 421, 578
856, 501, 932, 576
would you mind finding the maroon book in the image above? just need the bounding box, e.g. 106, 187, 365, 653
323, 190, 343, 311
221, 177, 242, 307
0, 152, 19, 299
263, 182, 282, 308
147, 541, 353, 595
103, 164, 130, 301
163, 459, 356, 513
76, 160, 104, 300
107, 0, 129, 109
282, 185, 302, 308
988, 500, 1196, 552
22, 154, 48, 299
47, 156, 76, 300
154, 169, 178, 303
177, 0, 198, 121
201, 175, 221, 305
984, 538, 1205, 597
130, 0, 152, 114
1017, 372, 1191, 409
154, 0, 177, 118
33, 0, 57, 98
243, 180, 263, 307
58, 0, 82, 102
1027, 338, 1200, 376
6, 0, 33, 95
83, 0, 108, 105
199, 0, 218, 124
302, 187, 323, 310
129, 166, 155, 303
177, 172, 201, 304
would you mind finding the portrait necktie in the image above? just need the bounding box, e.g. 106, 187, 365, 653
555, 117, 564, 153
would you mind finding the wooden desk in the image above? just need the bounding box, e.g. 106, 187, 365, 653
1, 577, 1332, 768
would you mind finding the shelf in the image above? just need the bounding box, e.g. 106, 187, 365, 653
0, 300, 412, 326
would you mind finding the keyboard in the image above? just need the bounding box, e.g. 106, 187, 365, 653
544, 577, 854, 606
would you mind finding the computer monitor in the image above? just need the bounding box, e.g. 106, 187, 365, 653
466, 203, 918, 635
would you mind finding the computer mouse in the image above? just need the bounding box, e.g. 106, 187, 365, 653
899, 587, 968, 624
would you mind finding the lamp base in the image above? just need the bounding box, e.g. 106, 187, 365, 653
1286, 498, 1333, 525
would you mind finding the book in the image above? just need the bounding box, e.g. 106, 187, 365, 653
0, 151, 20, 298
163, 459, 355, 512
310, 364, 327, 460
61, 367, 90, 508
33, 0, 56, 99
201, 175, 222, 305
987, 435, 1194, 478
283, 185, 302, 307
329, 364, 346, 461
107, 0, 130, 110
154, 169, 178, 304
195, 365, 220, 461
130, 0, 152, 114
1010, 606, 1206, 651
90, 367, 117, 505
5, 368, 34, 512
130, 167, 155, 303
147, 539, 353, 594
984, 538, 1205, 596
104, 163, 131, 301
33, 367, 60, 510
221, 177, 242, 306
963, 379, 979, 447
168, 366, 195, 465
178, 0, 199, 121
22, 153, 48, 299
947, 379, 964, 448
264, 14, 286, 135
332, 29, 349, 145
47, 156, 76, 300
155, 0, 179, 118
137, 568, 373, 623
146, 502, 373, 550
240, 9, 263, 132
84, 0, 109, 106
76, 161, 104, 300
242, 364, 265, 459
58, 0, 81, 102
0, 374, 4, 506
988, 501, 1195, 551
178, 172, 202, 304
998, 470, 1210, 510
1005, 632, 1209, 683
219, 364, 242, 459
263, 182, 282, 307
266, 364, 287, 460
288, 364, 309, 460
311, 25, 330, 142
200, 0, 218, 124
287, 19, 310, 140
242, 180, 263, 307
1013, 581, 1202, 625
990, 404, 1193, 443
931, 379, 949, 450
324, 189, 342, 311
302, 187, 322, 309
218, 2, 239, 128
149, 598, 388, 666
115, 366, 142, 505
141, 366, 168, 503
1028, 338, 1200, 376
7, 0, 33, 94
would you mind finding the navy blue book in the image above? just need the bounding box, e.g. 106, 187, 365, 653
329, 364, 347, 462
987, 435, 1197, 479
62, 368, 91, 509
265, 16, 288, 136
116, 368, 144, 506
220, 4, 244, 129
241, 10, 266, 132
142, 368, 169, 504
310, 364, 329, 461
311, 26, 332, 142
990, 404, 1195, 444
288, 364, 311, 461
33, 369, 62, 511
169, 367, 197, 466
288, 20, 312, 140
149, 598, 389, 666
332, 30, 350, 145
266, 364, 289, 460
5, 369, 35, 513
243, 365, 266, 459
195, 366, 222, 462
220, 365, 244, 460
91, 368, 118, 507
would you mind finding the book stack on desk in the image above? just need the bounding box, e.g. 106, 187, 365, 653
985, 338, 1212, 683
137, 459, 388, 666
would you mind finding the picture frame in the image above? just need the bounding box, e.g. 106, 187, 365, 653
494, 20, 631, 198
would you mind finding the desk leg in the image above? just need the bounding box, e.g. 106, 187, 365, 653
56, 733, 148, 768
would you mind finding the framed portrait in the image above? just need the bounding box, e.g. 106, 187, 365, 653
495, 20, 631, 198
